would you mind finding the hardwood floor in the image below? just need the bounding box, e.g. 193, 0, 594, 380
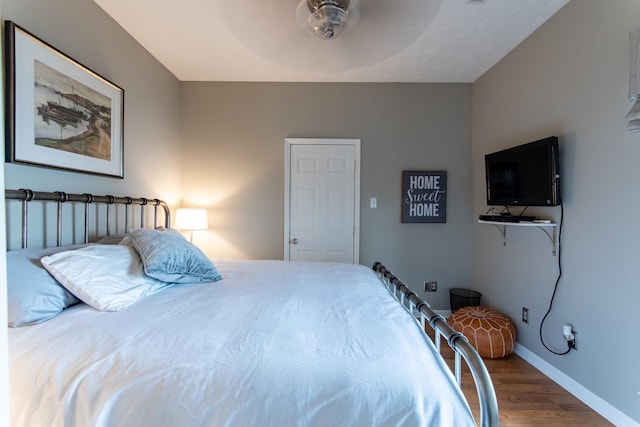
432, 333, 613, 426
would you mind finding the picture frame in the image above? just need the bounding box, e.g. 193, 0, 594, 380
401, 170, 447, 223
5, 21, 124, 178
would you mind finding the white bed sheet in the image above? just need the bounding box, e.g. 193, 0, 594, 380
9, 260, 474, 427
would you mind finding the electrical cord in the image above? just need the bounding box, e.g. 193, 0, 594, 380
485, 206, 530, 216
539, 200, 571, 355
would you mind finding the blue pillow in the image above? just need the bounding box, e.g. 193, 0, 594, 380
126, 228, 222, 284
7, 245, 84, 327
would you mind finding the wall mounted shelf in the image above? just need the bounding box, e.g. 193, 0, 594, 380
478, 220, 558, 255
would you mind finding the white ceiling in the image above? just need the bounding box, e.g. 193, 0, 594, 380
92, 0, 569, 83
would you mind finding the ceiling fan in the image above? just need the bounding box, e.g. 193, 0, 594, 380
296, 0, 361, 40
215, 0, 441, 72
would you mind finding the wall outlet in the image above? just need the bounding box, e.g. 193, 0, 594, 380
423, 280, 437, 292
522, 307, 529, 323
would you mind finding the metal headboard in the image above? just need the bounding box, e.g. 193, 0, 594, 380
5, 189, 171, 249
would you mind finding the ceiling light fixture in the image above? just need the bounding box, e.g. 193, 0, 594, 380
298, 0, 361, 40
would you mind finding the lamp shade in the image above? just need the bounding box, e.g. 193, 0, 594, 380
174, 208, 208, 231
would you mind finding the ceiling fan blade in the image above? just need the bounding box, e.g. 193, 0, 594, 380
295, 0, 310, 28
346, 0, 361, 26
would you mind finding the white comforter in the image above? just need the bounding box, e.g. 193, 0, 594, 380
9, 260, 474, 427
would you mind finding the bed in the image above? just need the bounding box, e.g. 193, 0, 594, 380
6, 189, 499, 427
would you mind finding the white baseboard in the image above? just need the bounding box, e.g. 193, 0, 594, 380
514, 343, 639, 427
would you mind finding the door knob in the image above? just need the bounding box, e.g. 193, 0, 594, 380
290, 238, 299, 244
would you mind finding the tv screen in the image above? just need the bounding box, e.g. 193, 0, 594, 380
485, 136, 560, 207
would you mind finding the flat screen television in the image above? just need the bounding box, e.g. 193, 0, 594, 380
485, 136, 560, 207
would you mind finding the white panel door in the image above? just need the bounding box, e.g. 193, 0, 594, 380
285, 139, 360, 263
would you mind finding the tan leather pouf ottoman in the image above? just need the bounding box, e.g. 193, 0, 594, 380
447, 306, 516, 359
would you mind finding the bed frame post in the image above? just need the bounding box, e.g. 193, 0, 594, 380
124, 197, 133, 233
372, 262, 499, 427
83, 193, 94, 244
140, 198, 148, 229
55, 192, 69, 247
105, 195, 113, 236
19, 189, 34, 249
153, 199, 160, 229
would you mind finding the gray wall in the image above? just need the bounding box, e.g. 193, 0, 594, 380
472, 0, 640, 422
2, 0, 183, 205
180, 82, 473, 309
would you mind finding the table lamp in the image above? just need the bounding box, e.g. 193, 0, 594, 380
174, 208, 208, 243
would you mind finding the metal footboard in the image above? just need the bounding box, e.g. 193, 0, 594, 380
5, 189, 171, 249
372, 262, 499, 427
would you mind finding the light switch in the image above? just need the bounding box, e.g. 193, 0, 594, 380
370, 197, 377, 208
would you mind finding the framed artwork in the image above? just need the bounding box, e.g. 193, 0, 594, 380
5, 21, 124, 178
401, 170, 447, 223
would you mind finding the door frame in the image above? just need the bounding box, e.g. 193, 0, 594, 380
284, 138, 361, 262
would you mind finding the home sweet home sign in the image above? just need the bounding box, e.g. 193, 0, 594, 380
401, 171, 447, 223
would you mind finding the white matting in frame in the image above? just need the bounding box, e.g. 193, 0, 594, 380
5, 21, 124, 178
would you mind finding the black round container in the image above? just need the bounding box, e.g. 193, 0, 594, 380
449, 288, 481, 312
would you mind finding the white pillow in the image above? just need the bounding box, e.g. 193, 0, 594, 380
41, 244, 173, 311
